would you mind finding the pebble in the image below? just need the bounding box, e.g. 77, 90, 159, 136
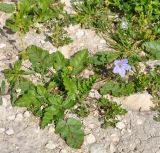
89, 89, 101, 99
48, 126, 55, 133
86, 133, 96, 144
15, 113, 23, 122
137, 119, 143, 125
59, 149, 67, 153
116, 122, 126, 130
89, 143, 106, 153
110, 134, 120, 144
8, 114, 16, 121
23, 111, 31, 118
0, 43, 6, 49
6, 128, 14, 135
100, 39, 106, 44
110, 143, 117, 153
45, 141, 57, 150
2, 97, 8, 107
75, 29, 85, 38
0, 128, 5, 134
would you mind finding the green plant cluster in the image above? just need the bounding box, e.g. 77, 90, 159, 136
2, 0, 72, 47
3, 45, 100, 148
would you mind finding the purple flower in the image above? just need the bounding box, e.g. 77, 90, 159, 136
113, 59, 131, 77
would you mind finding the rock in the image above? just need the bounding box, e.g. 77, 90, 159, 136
116, 122, 126, 130
2, 96, 8, 107
75, 29, 85, 38
6, 128, 14, 135
15, 113, 23, 122
89, 89, 101, 99
0, 43, 6, 49
110, 143, 117, 153
8, 114, 16, 121
59, 149, 67, 153
48, 126, 55, 133
61, 0, 71, 7
122, 93, 154, 111
89, 143, 106, 153
136, 119, 144, 125
86, 133, 96, 144
110, 134, 120, 144
45, 141, 57, 150
23, 111, 31, 118
0, 128, 5, 134
100, 39, 106, 44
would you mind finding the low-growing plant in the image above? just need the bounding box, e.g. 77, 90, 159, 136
72, 0, 111, 32
1, 0, 72, 48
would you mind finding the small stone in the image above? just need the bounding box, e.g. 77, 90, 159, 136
59, 149, 67, 153
89, 143, 106, 153
75, 29, 85, 38
6, 128, 14, 135
0, 43, 6, 49
2, 97, 8, 107
8, 114, 16, 121
110, 143, 117, 153
15, 113, 23, 122
116, 122, 125, 130
86, 133, 96, 144
23, 111, 31, 118
48, 126, 55, 133
122, 93, 154, 111
110, 134, 120, 144
89, 89, 101, 99
45, 141, 57, 150
0, 128, 5, 134
136, 119, 143, 125
100, 39, 106, 44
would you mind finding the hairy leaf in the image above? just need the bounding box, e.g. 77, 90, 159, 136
70, 49, 89, 74
27, 45, 53, 74
0, 2, 15, 13
55, 118, 84, 149
100, 80, 135, 97
143, 41, 160, 59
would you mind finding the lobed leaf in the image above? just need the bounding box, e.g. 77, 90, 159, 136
55, 118, 84, 149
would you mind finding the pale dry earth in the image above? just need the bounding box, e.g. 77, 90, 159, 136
0, 1, 160, 153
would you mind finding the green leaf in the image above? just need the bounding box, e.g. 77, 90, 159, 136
62, 74, 78, 96
77, 75, 98, 101
55, 118, 84, 149
91, 51, 119, 66
0, 3, 15, 13
37, 85, 47, 96
62, 95, 76, 109
1, 80, 6, 95
27, 45, 52, 74
41, 95, 64, 128
143, 41, 160, 59
51, 51, 68, 71
41, 105, 64, 128
70, 49, 89, 74
15, 90, 42, 116
100, 80, 135, 97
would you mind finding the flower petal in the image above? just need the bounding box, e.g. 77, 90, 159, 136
113, 66, 120, 73
123, 64, 131, 70
121, 59, 128, 64
114, 60, 121, 66
119, 68, 126, 77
